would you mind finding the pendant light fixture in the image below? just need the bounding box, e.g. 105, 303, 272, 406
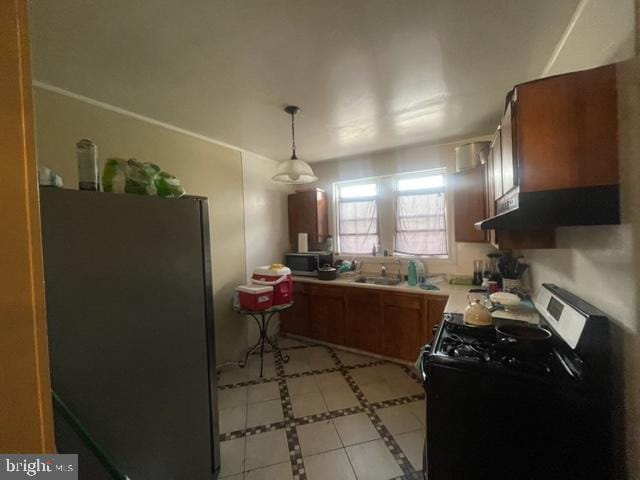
272, 105, 318, 184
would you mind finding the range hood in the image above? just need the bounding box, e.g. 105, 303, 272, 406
475, 185, 620, 231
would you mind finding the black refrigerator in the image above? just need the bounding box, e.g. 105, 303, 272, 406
39, 188, 220, 480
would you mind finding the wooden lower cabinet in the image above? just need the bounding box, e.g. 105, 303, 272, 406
381, 292, 424, 362
426, 296, 448, 344
280, 282, 310, 336
345, 289, 381, 352
309, 285, 345, 345
282, 282, 448, 362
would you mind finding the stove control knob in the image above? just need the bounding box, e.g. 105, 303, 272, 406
432, 324, 440, 335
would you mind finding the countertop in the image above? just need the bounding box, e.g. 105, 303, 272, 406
292, 275, 540, 323
292, 275, 471, 315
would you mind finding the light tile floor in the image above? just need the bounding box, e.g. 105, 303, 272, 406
217, 336, 425, 480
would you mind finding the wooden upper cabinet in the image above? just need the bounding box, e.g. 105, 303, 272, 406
345, 289, 381, 353
492, 127, 504, 200
500, 101, 517, 195
288, 189, 328, 250
452, 165, 488, 243
309, 285, 345, 345
515, 64, 618, 193
485, 128, 555, 250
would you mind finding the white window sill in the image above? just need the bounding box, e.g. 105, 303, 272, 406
335, 254, 454, 265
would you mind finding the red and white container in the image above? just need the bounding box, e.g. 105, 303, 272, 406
236, 285, 274, 311
252, 264, 293, 306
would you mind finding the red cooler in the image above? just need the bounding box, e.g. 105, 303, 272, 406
252, 264, 293, 305
236, 285, 273, 311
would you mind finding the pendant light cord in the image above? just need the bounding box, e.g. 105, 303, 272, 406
290, 111, 297, 160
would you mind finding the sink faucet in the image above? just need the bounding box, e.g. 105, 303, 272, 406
381, 264, 387, 277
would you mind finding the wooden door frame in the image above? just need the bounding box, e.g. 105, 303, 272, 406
0, 0, 55, 453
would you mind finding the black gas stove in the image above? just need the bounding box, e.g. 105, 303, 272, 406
418, 284, 612, 480
431, 313, 583, 380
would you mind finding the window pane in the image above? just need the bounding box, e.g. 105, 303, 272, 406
340, 234, 380, 255
395, 231, 448, 256
397, 175, 444, 191
396, 194, 446, 231
394, 192, 448, 256
337, 197, 378, 254
339, 183, 377, 198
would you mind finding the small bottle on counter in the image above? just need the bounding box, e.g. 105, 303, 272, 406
372, 244, 377, 256
326, 235, 334, 253
76, 139, 99, 191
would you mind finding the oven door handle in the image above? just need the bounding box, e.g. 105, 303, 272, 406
415, 344, 431, 383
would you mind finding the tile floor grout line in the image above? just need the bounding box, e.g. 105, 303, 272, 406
217, 338, 424, 480
218, 360, 386, 391
219, 393, 425, 442
327, 349, 422, 479
273, 340, 308, 480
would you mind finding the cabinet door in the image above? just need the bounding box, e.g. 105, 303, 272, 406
288, 190, 328, 249
500, 100, 517, 195
492, 126, 503, 200
485, 137, 498, 248
280, 283, 310, 336
452, 165, 488, 243
381, 293, 423, 362
425, 296, 448, 344
310, 285, 345, 345
345, 289, 381, 353
515, 65, 617, 192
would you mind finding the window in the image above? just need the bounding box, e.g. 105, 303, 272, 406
394, 173, 448, 256
333, 169, 449, 258
335, 182, 379, 254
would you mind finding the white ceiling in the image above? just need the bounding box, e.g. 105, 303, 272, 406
30, 0, 580, 162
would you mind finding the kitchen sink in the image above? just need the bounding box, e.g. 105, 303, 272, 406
354, 276, 403, 286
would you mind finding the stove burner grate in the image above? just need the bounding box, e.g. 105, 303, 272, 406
439, 325, 555, 376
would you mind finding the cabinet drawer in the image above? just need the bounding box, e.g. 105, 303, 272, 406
310, 285, 344, 298
382, 292, 422, 310
292, 282, 309, 294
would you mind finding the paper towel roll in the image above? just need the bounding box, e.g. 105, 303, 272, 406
298, 233, 308, 253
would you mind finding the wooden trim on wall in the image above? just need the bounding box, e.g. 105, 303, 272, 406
0, 0, 55, 453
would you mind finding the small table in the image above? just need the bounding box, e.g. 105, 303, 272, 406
233, 302, 292, 377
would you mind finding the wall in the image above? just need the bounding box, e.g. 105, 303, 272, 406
310, 136, 497, 276
241, 151, 293, 339
32, 86, 289, 364
543, 0, 635, 77
522, 2, 639, 476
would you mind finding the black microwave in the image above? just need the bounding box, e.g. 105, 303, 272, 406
284, 252, 334, 276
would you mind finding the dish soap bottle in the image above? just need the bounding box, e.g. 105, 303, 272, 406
408, 260, 418, 286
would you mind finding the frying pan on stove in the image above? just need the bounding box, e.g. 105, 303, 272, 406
495, 324, 552, 355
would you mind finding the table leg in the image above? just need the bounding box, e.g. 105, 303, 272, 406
239, 314, 264, 369
239, 310, 290, 376
264, 311, 290, 364
259, 313, 266, 377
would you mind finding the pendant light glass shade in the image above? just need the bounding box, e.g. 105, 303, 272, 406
272, 105, 318, 184
272, 158, 318, 183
